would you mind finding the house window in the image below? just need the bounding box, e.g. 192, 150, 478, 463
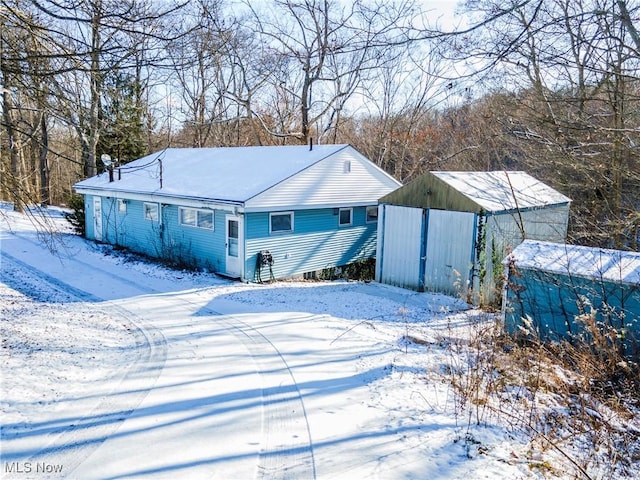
143, 202, 159, 222
179, 207, 214, 230
117, 199, 127, 214
339, 208, 352, 226
366, 205, 378, 224
270, 212, 293, 234
197, 210, 214, 229
343, 160, 351, 173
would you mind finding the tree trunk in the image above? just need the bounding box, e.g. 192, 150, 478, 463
2, 89, 24, 213
39, 112, 50, 205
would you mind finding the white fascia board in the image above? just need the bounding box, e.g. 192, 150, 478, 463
244, 201, 378, 213
74, 187, 244, 213
482, 201, 571, 215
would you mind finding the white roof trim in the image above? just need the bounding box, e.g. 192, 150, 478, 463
245, 201, 379, 213
74, 187, 242, 212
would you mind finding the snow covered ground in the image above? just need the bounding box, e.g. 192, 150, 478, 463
0, 205, 586, 479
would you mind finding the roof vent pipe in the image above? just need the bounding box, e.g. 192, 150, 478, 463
309, 137, 313, 151
101, 154, 114, 182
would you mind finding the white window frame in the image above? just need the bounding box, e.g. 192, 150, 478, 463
269, 211, 294, 234
143, 202, 159, 222
338, 208, 353, 227
366, 205, 378, 224
179, 207, 214, 230
343, 160, 351, 173
117, 199, 127, 214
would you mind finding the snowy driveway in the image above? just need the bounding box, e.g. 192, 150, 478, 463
0, 215, 446, 480
1, 226, 328, 479
1, 210, 536, 480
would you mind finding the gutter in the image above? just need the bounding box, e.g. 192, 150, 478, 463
73, 186, 244, 212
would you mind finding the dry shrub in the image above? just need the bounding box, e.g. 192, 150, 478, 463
442, 310, 640, 479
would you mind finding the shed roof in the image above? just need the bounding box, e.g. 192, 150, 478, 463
433, 171, 570, 211
506, 240, 640, 286
380, 171, 570, 213
74, 144, 399, 208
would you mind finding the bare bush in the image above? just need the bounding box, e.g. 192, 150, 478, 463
441, 311, 640, 478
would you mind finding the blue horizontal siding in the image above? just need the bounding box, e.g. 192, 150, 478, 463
101, 198, 162, 257
245, 207, 377, 281
158, 204, 226, 271
86, 197, 378, 280
91, 197, 227, 272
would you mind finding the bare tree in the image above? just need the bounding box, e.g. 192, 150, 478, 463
446, 0, 640, 250
1, 0, 188, 207
244, 0, 418, 144
167, 0, 232, 147
0, 3, 53, 211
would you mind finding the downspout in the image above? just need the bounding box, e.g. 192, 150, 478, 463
468, 212, 480, 303
242, 209, 247, 282
418, 208, 429, 292
375, 204, 386, 282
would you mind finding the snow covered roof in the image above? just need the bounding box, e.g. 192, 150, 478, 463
506, 240, 640, 286
74, 144, 361, 205
432, 171, 571, 212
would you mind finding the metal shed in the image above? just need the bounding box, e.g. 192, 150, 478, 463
375, 171, 571, 304
503, 240, 640, 355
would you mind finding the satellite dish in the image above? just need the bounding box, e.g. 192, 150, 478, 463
101, 154, 113, 167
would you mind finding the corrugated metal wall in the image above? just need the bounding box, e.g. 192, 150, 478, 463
376, 206, 476, 294
376, 205, 425, 290
504, 268, 640, 355
487, 205, 569, 252
480, 205, 571, 303
424, 210, 476, 295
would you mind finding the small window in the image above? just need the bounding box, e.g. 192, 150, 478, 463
117, 199, 127, 214
366, 206, 378, 224
339, 208, 352, 226
180, 208, 196, 226
197, 210, 213, 229
143, 202, 159, 222
270, 212, 293, 234
179, 207, 214, 230
343, 160, 351, 173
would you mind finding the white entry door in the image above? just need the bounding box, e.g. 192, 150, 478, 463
225, 214, 243, 278
93, 197, 103, 241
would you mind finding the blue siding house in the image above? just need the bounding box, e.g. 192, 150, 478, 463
73, 145, 401, 281
503, 240, 640, 355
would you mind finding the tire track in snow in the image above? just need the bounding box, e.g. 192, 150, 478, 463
201, 309, 317, 480
4, 230, 163, 297
2, 230, 316, 479
0, 252, 168, 477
